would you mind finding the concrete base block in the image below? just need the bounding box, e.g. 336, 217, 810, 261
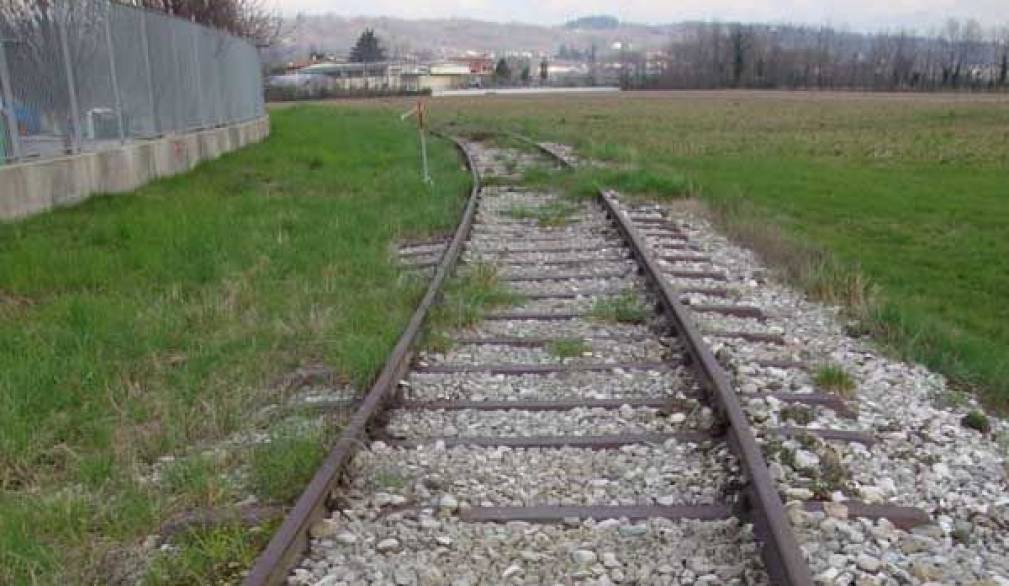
0, 117, 270, 221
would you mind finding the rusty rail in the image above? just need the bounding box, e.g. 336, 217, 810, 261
526, 137, 814, 585
242, 135, 481, 586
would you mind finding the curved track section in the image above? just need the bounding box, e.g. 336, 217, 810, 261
248, 134, 816, 585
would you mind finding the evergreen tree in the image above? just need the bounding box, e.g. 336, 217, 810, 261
494, 58, 512, 82
350, 29, 386, 63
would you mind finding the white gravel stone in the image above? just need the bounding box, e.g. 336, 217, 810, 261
438, 494, 459, 512
855, 553, 881, 572
794, 449, 820, 470
334, 532, 357, 545
376, 538, 400, 553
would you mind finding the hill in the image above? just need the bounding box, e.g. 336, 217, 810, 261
264, 15, 684, 65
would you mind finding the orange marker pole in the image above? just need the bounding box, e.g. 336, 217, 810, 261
417, 99, 432, 184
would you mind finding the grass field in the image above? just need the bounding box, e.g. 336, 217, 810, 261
0, 106, 469, 584
412, 90, 1009, 407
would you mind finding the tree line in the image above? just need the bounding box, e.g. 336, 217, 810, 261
647, 20, 1009, 91
0, 0, 278, 45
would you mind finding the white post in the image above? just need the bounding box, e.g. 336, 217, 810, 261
104, 13, 127, 143
167, 24, 183, 131
419, 127, 431, 184
57, 16, 83, 153
139, 10, 159, 135
0, 39, 22, 161
190, 26, 206, 129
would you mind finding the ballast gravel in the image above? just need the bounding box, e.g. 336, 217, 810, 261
608, 196, 1009, 583
385, 405, 711, 439
288, 141, 772, 585
403, 369, 701, 403
293, 517, 769, 586
422, 337, 671, 366
347, 441, 736, 509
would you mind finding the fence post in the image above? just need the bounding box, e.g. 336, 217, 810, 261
216, 40, 228, 127
104, 12, 127, 144
57, 16, 83, 154
0, 38, 22, 161
139, 10, 159, 136
191, 26, 206, 129
167, 24, 183, 132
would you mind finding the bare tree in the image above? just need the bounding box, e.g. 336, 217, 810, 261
118, 0, 280, 45
997, 27, 1009, 89
729, 25, 751, 87
656, 19, 1007, 92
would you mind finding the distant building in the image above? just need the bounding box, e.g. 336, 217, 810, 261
452, 56, 495, 76
277, 60, 489, 94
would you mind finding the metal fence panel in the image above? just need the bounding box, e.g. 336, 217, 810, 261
0, 0, 265, 165
66, 2, 120, 150
1, 5, 76, 160
109, 4, 157, 139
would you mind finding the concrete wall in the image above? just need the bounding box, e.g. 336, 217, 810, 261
0, 117, 270, 221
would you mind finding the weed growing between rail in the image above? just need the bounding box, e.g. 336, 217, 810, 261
424, 264, 523, 353
0, 106, 470, 583
519, 164, 693, 202
814, 364, 858, 399
503, 201, 581, 227
547, 338, 591, 359
591, 291, 650, 325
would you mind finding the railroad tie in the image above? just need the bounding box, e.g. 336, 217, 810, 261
461, 504, 734, 523
398, 397, 694, 412
413, 361, 678, 375
499, 270, 632, 282
379, 431, 717, 450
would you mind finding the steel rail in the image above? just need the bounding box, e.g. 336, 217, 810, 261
524, 136, 814, 585
242, 135, 482, 586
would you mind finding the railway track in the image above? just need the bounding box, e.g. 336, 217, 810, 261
245, 133, 838, 585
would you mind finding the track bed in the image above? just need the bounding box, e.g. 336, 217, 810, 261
251, 136, 817, 585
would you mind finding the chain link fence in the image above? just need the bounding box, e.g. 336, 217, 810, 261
0, 0, 265, 165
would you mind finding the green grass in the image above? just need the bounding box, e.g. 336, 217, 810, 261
161, 455, 236, 510
502, 201, 580, 227
428, 91, 1009, 409
962, 410, 991, 433
248, 422, 331, 503
520, 164, 692, 202
814, 364, 858, 398
591, 291, 650, 325
427, 263, 522, 335
145, 521, 278, 586
0, 105, 469, 584
546, 338, 590, 359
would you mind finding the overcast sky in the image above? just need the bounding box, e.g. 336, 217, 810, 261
270, 0, 1006, 32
